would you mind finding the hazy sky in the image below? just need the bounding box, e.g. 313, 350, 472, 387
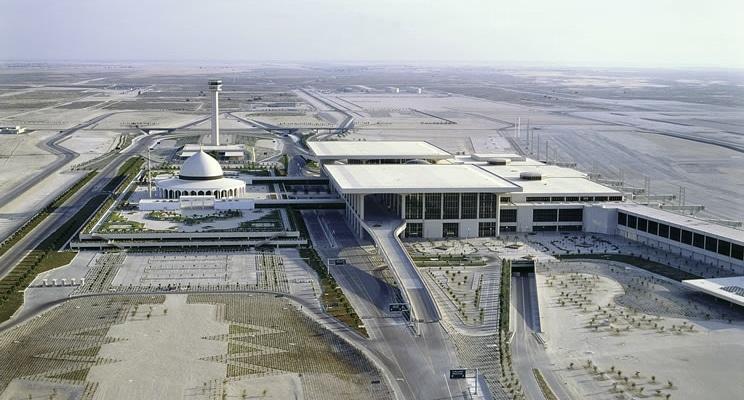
1, 0, 742, 67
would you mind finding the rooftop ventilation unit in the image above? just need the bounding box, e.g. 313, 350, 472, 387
520, 171, 542, 180
487, 158, 510, 165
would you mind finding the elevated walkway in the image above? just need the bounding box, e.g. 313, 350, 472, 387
254, 198, 344, 208
363, 219, 440, 323
249, 176, 329, 185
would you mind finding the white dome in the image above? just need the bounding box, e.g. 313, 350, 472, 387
179, 150, 224, 180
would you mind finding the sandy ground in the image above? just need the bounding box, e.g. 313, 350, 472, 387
61, 129, 120, 165
537, 261, 744, 400
89, 111, 200, 130
0, 128, 119, 241
0, 169, 85, 242
0, 130, 59, 197
329, 90, 744, 220
88, 295, 227, 400
522, 123, 744, 220
0, 379, 85, 400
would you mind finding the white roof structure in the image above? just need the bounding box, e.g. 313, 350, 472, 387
480, 163, 620, 197
510, 178, 620, 196
155, 177, 245, 191
155, 150, 245, 199
308, 141, 451, 160
182, 144, 245, 151
682, 276, 744, 306
180, 144, 245, 158
324, 164, 520, 194
482, 164, 588, 179
616, 203, 744, 244
180, 150, 224, 179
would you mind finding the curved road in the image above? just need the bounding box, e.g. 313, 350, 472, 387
0, 112, 117, 209
0, 129, 175, 280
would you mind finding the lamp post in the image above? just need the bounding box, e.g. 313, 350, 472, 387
147, 146, 152, 198
147, 140, 160, 198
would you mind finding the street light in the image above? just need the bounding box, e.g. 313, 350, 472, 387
147, 140, 161, 198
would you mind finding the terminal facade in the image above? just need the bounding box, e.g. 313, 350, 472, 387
308, 139, 744, 271
309, 140, 625, 239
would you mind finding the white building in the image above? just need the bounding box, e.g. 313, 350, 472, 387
310, 139, 744, 260
308, 139, 744, 309
179, 143, 245, 160
0, 126, 25, 134
310, 140, 625, 239
585, 203, 744, 268
308, 140, 451, 164
325, 163, 520, 238
154, 150, 246, 199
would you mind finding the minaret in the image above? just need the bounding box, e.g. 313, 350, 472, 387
208, 79, 222, 146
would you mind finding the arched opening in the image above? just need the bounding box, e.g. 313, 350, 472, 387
222, 190, 227, 198
198, 191, 204, 196
206, 190, 212, 196
190, 191, 197, 196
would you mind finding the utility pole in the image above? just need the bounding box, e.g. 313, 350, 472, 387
147, 146, 152, 198
517, 117, 521, 140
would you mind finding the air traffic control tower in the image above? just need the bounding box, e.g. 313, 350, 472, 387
209, 79, 222, 146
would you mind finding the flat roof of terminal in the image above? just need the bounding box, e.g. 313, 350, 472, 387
511, 178, 620, 196
324, 164, 521, 194
682, 276, 744, 307
616, 204, 744, 244
308, 140, 451, 160
479, 164, 619, 196
481, 164, 588, 179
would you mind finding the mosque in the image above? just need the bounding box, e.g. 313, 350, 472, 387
154, 149, 246, 199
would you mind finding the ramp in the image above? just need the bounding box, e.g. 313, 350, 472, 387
363, 219, 440, 323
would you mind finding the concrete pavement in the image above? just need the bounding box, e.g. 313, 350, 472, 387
511, 272, 575, 400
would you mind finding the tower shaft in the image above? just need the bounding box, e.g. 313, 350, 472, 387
208, 80, 222, 146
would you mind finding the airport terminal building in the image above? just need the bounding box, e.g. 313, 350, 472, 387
308, 140, 744, 270
309, 140, 625, 239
